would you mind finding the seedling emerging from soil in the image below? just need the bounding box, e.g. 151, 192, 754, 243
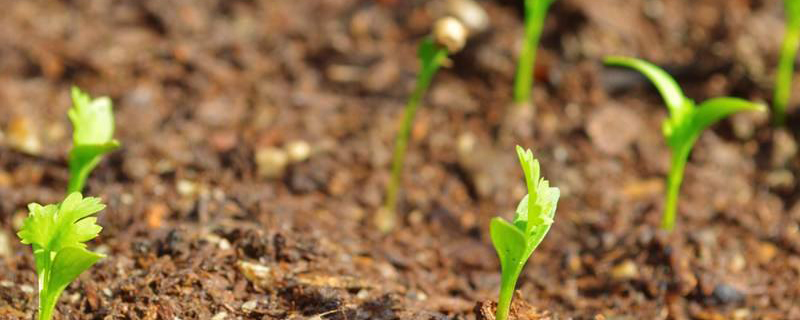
17, 193, 106, 320
67, 87, 120, 193
604, 56, 765, 231
380, 18, 467, 232
774, 0, 800, 125
490, 146, 559, 320
513, 0, 556, 105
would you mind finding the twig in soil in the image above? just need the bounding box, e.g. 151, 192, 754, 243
379, 17, 468, 232
774, 0, 800, 126
67, 87, 120, 193
604, 56, 765, 231
16, 193, 107, 320
513, 0, 556, 106
490, 146, 559, 320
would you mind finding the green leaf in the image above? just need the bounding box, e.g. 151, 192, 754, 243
17, 193, 106, 320
490, 217, 528, 274
69, 87, 116, 146
787, 0, 800, 27
692, 97, 766, 132
604, 56, 688, 118
67, 87, 120, 193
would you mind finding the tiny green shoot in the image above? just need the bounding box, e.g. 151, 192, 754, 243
604, 56, 765, 230
513, 0, 556, 106
380, 18, 466, 232
17, 192, 106, 320
67, 87, 120, 193
490, 146, 559, 320
774, 0, 800, 125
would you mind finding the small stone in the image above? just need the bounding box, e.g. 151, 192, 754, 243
772, 128, 797, 167
611, 260, 639, 280
756, 242, 777, 264
729, 253, 746, 273
20, 285, 34, 294
176, 179, 198, 197
238, 261, 277, 290
146, 203, 169, 229
731, 308, 750, 320
766, 169, 794, 190
210, 312, 228, 320
6, 116, 41, 155
285, 140, 311, 163
0, 231, 10, 258
712, 283, 744, 305
241, 300, 258, 311
255, 147, 289, 179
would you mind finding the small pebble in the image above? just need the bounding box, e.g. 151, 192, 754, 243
176, 179, 198, 197
712, 283, 745, 305
285, 140, 311, 163
611, 260, 639, 280
20, 285, 34, 294
210, 312, 228, 320
241, 300, 258, 311
6, 116, 41, 155
0, 231, 10, 258
255, 147, 289, 179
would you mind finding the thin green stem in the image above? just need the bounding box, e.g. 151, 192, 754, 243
381, 46, 448, 232
513, 0, 551, 105
662, 144, 691, 231
38, 251, 55, 320
495, 268, 522, 320
774, 25, 800, 126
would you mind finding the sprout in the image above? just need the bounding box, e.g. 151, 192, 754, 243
433, 16, 469, 53
605, 56, 765, 230
379, 19, 466, 232
513, 0, 556, 106
17, 193, 106, 320
774, 0, 800, 126
490, 146, 559, 320
67, 87, 120, 193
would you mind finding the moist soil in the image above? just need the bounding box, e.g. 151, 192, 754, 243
1, 0, 799, 319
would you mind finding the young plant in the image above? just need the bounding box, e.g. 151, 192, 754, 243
774, 0, 800, 125
513, 0, 556, 106
379, 18, 467, 232
17, 192, 106, 320
67, 87, 120, 193
490, 146, 559, 320
604, 56, 765, 230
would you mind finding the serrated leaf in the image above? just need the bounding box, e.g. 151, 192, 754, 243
17, 193, 104, 254
604, 56, 687, 118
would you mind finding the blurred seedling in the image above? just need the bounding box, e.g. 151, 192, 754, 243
68, 87, 120, 193
379, 17, 469, 232
604, 56, 765, 230
490, 146, 559, 320
513, 0, 556, 106
17, 193, 107, 320
774, 0, 800, 125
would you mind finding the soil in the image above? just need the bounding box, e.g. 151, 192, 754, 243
1, 0, 799, 319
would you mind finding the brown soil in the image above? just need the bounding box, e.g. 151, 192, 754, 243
1, 0, 799, 319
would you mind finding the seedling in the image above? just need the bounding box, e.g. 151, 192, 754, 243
17, 192, 106, 320
67, 87, 120, 193
774, 0, 800, 125
380, 18, 467, 232
604, 56, 765, 230
513, 0, 556, 105
490, 146, 559, 320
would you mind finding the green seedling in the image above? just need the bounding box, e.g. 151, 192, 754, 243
380, 19, 465, 232
490, 146, 559, 320
67, 87, 120, 193
774, 0, 800, 125
604, 56, 765, 230
513, 0, 556, 105
17, 192, 106, 320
